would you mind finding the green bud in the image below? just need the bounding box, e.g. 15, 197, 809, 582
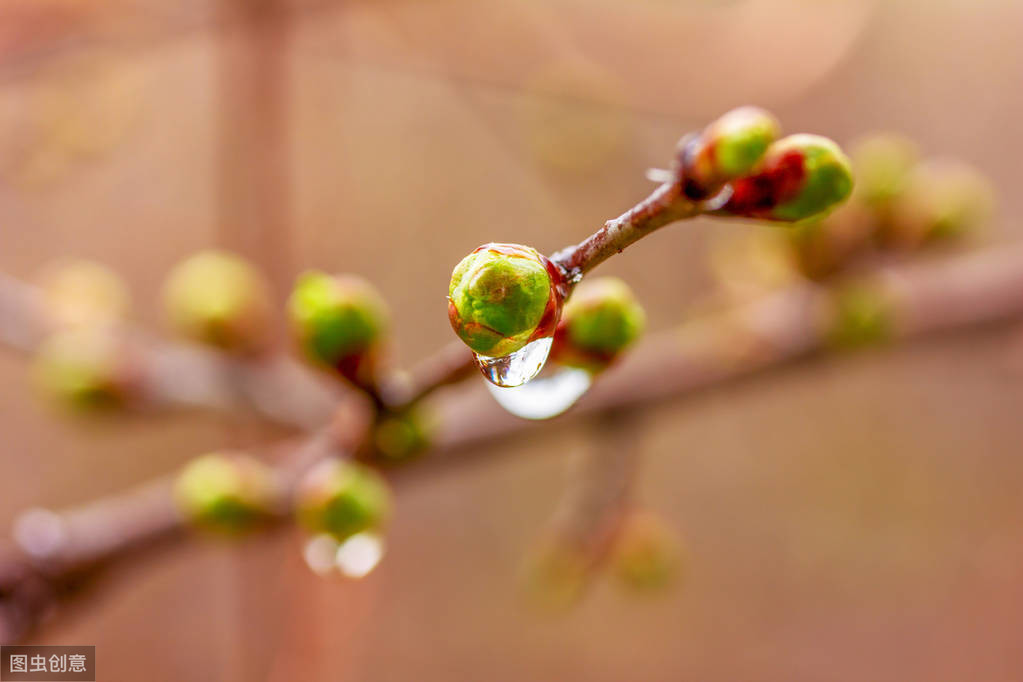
888, 160, 994, 246
36, 259, 130, 328
610, 511, 683, 592
682, 106, 780, 198
519, 540, 589, 613
723, 134, 854, 223
288, 271, 389, 380
552, 277, 645, 372
174, 453, 279, 533
850, 134, 919, 207
33, 326, 137, 410
163, 250, 273, 352
296, 459, 392, 542
826, 281, 895, 349
448, 243, 561, 357
373, 407, 435, 463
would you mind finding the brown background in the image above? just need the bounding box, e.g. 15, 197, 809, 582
2, 0, 1023, 680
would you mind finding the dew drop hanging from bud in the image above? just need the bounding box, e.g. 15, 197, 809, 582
335, 532, 385, 579
485, 365, 592, 419
473, 336, 553, 388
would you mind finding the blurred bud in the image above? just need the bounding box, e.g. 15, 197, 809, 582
448, 243, 565, 358
174, 453, 279, 533
786, 201, 875, 280
296, 459, 392, 542
884, 160, 994, 248
680, 106, 780, 199
610, 511, 684, 592
551, 277, 645, 372
850, 134, 919, 207
36, 259, 130, 328
519, 540, 590, 613
288, 271, 389, 387
33, 326, 138, 410
373, 407, 435, 463
722, 134, 854, 222
825, 281, 895, 349
163, 250, 273, 353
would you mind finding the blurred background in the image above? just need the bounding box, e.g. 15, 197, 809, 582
2, 0, 1023, 679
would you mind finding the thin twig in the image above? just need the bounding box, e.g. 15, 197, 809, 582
4, 243, 1023, 643
551, 180, 699, 277
0, 426, 348, 644
0, 271, 343, 430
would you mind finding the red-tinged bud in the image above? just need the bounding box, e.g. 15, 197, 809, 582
679, 106, 781, 200
720, 134, 854, 223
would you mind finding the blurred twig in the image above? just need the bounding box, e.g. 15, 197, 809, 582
0, 426, 348, 644
4, 243, 1023, 642
0, 271, 343, 429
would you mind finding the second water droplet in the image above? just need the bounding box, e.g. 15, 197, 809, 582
486, 367, 592, 420
474, 336, 553, 388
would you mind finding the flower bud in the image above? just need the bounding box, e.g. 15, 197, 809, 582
174, 453, 279, 533
448, 243, 565, 358
850, 134, 919, 207
519, 540, 589, 613
163, 250, 273, 353
295, 459, 392, 542
885, 160, 994, 248
722, 134, 854, 222
825, 281, 895, 350
680, 106, 781, 199
288, 271, 389, 386
373, 407, 434, 463
610, 511, 683, 592
36, 259, 130, 328
551, 277, 645, 372
32, 326, 138, 410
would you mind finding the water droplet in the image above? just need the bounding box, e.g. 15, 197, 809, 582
335, 532, 385, 579
303, 533, 340, 576
474, 336, 553, 388
486, 367, 592, 420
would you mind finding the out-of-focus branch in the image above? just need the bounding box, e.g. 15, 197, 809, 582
548, 411, 641, 560
4, 243, 1023, 643
0, 271, 343, 430
0, 427, 349, 644
551, 180, 700, 278
378, 340, 476, 411
425, 244, 1023, 466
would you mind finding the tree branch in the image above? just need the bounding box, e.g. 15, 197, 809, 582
3, 243, 1023, 643
551, 180, 701, 278
0, 271, 343, 430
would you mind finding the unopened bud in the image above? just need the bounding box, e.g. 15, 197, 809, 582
33, 326, 138, 410
722, 134, 854, 223
448, 243, 565, 358
296, 459, 392, 542
551, 277, 645, 372
610, 511, 684, 592
174, 453, 279, 532
680, 106, 780, 199
288, 271, 389, 387
163, 250, 273, 353
36, 259, 130, 328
